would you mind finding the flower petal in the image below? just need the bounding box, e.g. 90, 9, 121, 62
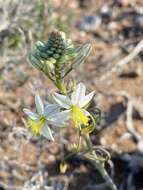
49, 110, 71, 126
23, 108, 39, 120
49, 121, 66, 127
71, 83, 86, 105
79, 91, 95, 108
53, 93, 71, 109
41, 125, 54, 141
82, 109, 91, 116
35, 95, 44, 115
44, 104, 60, 117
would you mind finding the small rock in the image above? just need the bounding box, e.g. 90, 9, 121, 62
134, 14, 143, 28
117, 0, 129, 7
100, 5, 111, 24
80, 15, 101, 32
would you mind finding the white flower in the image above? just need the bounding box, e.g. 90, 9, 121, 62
23, 95, 68, 141
53, 83, 95, 128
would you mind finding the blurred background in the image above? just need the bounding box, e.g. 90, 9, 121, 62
0, 0, 143, 189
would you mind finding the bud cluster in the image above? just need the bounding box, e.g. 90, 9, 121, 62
29, 31, 77, 80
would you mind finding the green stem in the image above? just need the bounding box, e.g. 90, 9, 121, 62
55, 78, 67, 95
55, 60, 67, 95
93, 162, 117, 190
83, 134, 93, 152
84, 134, 118, 190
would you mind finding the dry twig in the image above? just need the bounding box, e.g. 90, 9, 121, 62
100, 39, 143, 81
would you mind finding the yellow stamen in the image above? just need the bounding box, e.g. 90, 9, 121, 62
71, 105, 89, 128
27, 117, 46, 135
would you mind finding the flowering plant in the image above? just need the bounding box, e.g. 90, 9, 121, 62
23, 30, 117, 190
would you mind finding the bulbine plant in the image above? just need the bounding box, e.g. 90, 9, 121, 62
23, 30, 117, 190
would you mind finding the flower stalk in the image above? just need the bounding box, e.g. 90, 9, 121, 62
55, 78, 67, 95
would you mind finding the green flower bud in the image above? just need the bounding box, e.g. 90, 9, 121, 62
47, 50, 53, 55
49, 58, 56, 64
57, 49, 62, 53
50, 47, 56, 51
36, 41, 47, 52
45, 60, 54, 70
53, 54, 60, 59
36, 51, 49, 59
